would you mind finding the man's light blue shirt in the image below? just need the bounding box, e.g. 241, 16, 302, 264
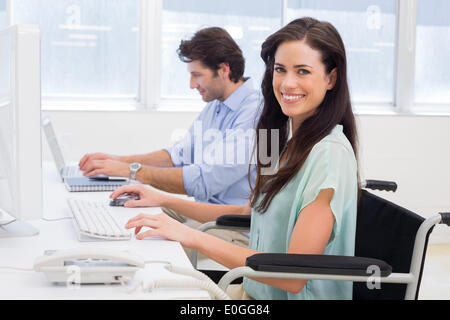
165, 78, 262, 205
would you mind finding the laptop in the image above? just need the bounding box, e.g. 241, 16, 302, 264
41, 114, 126, 182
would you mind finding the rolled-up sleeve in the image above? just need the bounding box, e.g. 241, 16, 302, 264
163, 118, 198, 168
164, 137, 191, 168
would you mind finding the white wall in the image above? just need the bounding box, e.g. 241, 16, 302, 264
43, 110, 450, 244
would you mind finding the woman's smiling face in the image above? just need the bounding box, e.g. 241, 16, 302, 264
272, 40, 336, 132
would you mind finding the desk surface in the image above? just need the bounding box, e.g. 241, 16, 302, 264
0, 162, 210, 300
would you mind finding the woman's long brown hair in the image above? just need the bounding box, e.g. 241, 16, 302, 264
250, 17, 359, 213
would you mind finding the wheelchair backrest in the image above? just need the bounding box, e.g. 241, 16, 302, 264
353, 190, 429, 300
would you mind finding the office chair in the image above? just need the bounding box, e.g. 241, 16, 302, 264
190, 180, 450, 299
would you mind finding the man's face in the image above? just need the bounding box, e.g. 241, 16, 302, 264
187, 60, 227, 102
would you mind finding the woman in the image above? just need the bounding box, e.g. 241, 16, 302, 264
113, 17, 359, 300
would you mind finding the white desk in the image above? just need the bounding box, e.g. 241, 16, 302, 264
0, 162, 210, 300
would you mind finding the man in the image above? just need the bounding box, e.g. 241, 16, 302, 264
79, 27, 261, 225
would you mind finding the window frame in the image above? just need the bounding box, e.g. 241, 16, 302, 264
4, 0, 450, 115
395, 0, 417, 114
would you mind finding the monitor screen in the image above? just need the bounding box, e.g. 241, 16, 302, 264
0, 29, 14, 217
0, 25, 42, 238
0, 104, 14, 217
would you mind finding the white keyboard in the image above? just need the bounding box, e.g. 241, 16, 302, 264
67, 198, 131, 241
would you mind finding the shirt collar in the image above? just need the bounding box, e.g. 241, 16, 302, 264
220, 77, 254, 112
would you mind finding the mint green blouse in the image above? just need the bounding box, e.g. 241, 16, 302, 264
243, 125, 358, 300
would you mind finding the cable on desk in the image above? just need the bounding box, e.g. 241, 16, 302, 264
123, 260, 230, 300
0, 218, 16, 227
41, 216, 73, 222
0, 217, 72, 228
0, 265, 33, 272
151, 278, 229, 300
144, 260, 172, 265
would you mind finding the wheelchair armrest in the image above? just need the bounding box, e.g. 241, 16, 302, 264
216, 214, 251, 228
440, 212, 450, 226
364, 180, 397, 192
246, 253, 392, 277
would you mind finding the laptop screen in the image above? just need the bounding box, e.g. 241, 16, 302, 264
41, 115, 66, 175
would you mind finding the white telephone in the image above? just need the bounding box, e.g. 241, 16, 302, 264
33, 248, 230, 299
34, 247, 145, 285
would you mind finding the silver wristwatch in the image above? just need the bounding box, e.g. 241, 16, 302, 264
129, 162, 142, 181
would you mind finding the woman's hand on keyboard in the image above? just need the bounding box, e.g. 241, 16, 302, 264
110, 184, 169, 208
125, 212, 197, 247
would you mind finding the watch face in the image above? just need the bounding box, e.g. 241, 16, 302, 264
131, 163, 140, 170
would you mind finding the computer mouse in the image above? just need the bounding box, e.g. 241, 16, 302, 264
109, 193, 140, 207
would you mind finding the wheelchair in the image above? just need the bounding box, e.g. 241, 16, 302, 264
189, 180, 450, 300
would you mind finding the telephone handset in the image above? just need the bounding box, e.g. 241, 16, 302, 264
34, 247, 145, 284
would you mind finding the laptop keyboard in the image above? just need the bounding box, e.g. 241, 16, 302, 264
63, 165, 84, 178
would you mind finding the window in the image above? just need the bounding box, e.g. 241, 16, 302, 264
11, 0, 139, 106
286, 0, 397, 105
2, 0, 450, 114
414, 0, 450, 105
0, 0, 6, 30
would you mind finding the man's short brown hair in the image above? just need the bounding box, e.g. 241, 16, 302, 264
177, 27, 245, 83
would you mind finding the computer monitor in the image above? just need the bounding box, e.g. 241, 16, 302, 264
0, 25, 42, 238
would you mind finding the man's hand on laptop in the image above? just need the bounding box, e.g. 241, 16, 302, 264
80, 154, 129, 178
79, 152, 119, 170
